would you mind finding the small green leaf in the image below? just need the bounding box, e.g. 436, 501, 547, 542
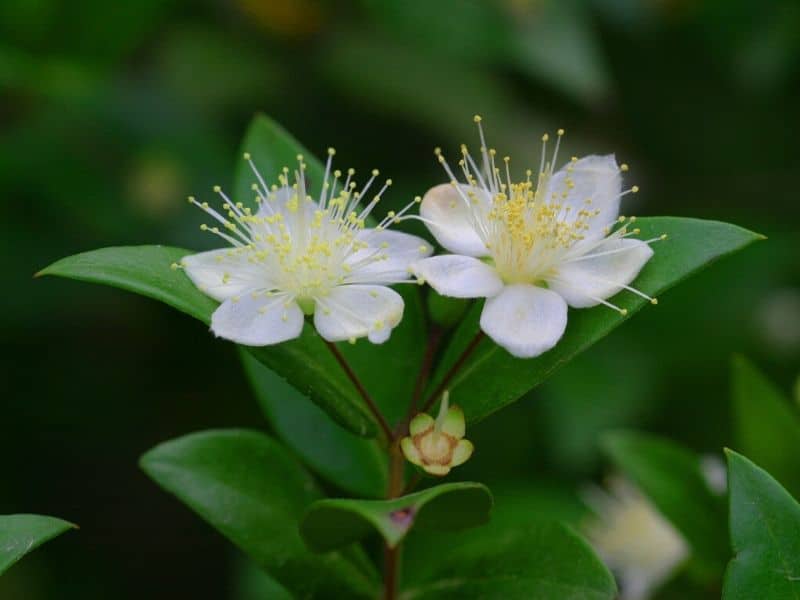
38, 245, 377, 437
429, 217, 762, 424
602, 430, 728, 575
732, 355, 800, 498
402, 520, 616, 599
240, 350, 388, 498
723, 450, 800, 600
0, 514, 75, 576
300, 482, 492, 552
140, 429, 378, 599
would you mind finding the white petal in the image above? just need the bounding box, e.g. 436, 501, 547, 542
480, 284, 567, 358
345, 229, 433, 284
410, 255, 503, 299
211, 292, 303, 346
313, 285, 404, 344
182, 249, 270, 302
547, 238, 654, 308
547, 155, 622, 244
420, 183, 489, 256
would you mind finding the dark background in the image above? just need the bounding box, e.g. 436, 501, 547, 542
1, 0, 799, 597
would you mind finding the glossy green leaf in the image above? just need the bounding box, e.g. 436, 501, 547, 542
240, 350, 387, 498
139, 429, 378, 599
429, 217, 762, 424
402, 520, 616, 599
602, 430, 728, 574
732, 355, 800, 498
723, 450, 800, 600
300, 482, 492, 551
38, 245, 377, 437
0, 514, 75, 576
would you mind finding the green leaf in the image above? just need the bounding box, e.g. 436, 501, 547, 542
232, 114, 324, 214
723, 450, 800, 600
0, 514, 75, 576
602, 430, 728, 574
38, 245, 377, 437
429, 217, 762, 424
36, 245, 218, 323
732, 355, 800, 498
240, 350, 388, 498
300, 482, 492, 551
402, 520, 616, 599
139, 429, 378, 599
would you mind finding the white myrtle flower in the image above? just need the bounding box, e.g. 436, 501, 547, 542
176, 150, 433, 346
583, 478, 689, 600
410, 117, 664, 359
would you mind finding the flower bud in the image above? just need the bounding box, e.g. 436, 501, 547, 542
400, 391, 473, 476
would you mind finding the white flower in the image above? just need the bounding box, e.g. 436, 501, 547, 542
583, 478, 689, 600
177, 150, 433, 346
410, 117, 664, 358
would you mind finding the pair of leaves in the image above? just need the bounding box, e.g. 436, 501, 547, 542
724, 450, 800, 599
300, 482, 492, 551
0, 514, 74, 576
140, 429, 496, 597
601, 430, 729, 577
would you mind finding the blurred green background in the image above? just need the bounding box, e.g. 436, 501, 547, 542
2, 0, 799, 598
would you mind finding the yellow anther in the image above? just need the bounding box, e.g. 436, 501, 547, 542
557, 128, 565, 136
620, 308, 628, 316
473, 115, 482, 123
620, 163, 629, 172
651, 298, 659, 305
213, 185, 221, 193
631, 185, 639, 193
327, 147, 336, 156
243, 152, 251, 160
542, 133, 549, 142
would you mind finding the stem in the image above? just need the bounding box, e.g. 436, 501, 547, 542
383, 545, 399, 600
324, 340, 393, 441
419, 330, 485, 414
401, 325, 444, 430
383, 442, 405, 599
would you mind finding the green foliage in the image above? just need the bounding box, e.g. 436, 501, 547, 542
0, 514, 74, 576
429, 217, 763, 424
240, 350, 388, 498
732, 355, 800, 498
402, 520, 617, 599
602, 430, 728, 576
139, 429, 379, 599
723, 450, 800, 600
300, 482, 492, 551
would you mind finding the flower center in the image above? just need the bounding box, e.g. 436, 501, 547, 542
484, 178, 595, 284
